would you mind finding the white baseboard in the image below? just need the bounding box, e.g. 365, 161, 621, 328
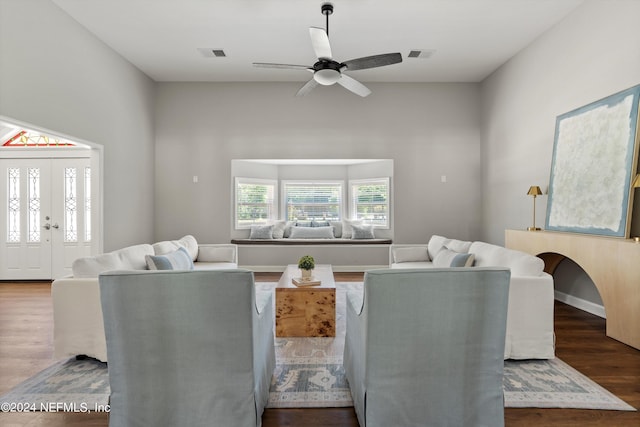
555, 290, 606, 319
240, 265, 387, 273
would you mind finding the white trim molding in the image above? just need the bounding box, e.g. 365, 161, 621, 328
555, 290, 606, 319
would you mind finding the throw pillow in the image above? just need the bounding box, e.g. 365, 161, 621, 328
283, 221, 296, 238
330, 221, 343, 238
153, 235, 199, 261
145, 247, 194, 270
311, 220, 330, 227
249, 224, 274, 239
444, 239, 472, 254
342, 219, 362, 239
351, 224, 375, 239
393, 246, 429, 263
271, 220, 287, 239
289, 226, 335, 239
427, 235, 449, 260
433, 248, 475, 268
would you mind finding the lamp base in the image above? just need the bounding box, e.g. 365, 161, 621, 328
527, 227, 542, 231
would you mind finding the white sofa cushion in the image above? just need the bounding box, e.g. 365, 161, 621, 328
470, 241, 544, 276
444, 239, 473, 254
72, 244, 155, 278
153, 235, 199, 261
145, 247, 194, 270
427, 235, 472, 260
433, 249, 475, 268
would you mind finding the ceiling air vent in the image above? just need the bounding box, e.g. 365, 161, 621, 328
197, 48, 227, 58
408, 49, 436, 59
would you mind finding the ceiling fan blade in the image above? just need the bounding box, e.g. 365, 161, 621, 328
296, 78, 319, 97
253, 62, 312, 71
337, 74, 371, 97
309, 27, 332, 60
341, 53, 402, 71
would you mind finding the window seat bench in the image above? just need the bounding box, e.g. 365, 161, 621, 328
231, 238, 392, 245
230, 238, 393, 272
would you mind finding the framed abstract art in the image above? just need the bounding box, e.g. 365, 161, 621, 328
545, 84, 640, 237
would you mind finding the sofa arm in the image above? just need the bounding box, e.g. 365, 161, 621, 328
388, 244, 430, 266
505, 273, 556, 359
52, 277, 107, 362
197, 244, 238, 263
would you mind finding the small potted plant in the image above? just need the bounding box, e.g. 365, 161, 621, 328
298, 255, 315, 281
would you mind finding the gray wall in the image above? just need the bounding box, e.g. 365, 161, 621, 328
155, 82, 481, 244
0, 0, 156, 251
3, 0, 636, 308
480, 0, 640, 306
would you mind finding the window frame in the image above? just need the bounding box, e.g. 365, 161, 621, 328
234, 177, 278, 229
349, 177, 391, 229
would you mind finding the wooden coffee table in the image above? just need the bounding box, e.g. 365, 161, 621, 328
275, 264, 336, 337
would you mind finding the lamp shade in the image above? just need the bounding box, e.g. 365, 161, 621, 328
527, 186, 543, 196
633, 174, 640, 188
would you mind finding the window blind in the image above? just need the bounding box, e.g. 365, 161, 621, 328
235, 178, 277, 228
350, 178, 389, 227
284, 182, 342, 222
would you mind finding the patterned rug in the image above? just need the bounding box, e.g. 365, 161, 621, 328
263, 282, 634, 411
1, 282, 634, 412
0, 357, 109, 412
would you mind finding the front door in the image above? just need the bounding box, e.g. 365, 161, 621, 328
0, 157, 92, 280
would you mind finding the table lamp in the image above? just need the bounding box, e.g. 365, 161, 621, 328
527, 186, 543, 231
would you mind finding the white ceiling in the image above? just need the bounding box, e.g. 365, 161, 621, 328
51, 0, 584, 83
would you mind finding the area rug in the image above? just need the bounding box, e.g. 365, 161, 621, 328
261, 282, 634, 411
1, 282, 634, 412
0, 357, 109, 412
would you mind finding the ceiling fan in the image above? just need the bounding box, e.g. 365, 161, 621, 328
253, 3, 402, 97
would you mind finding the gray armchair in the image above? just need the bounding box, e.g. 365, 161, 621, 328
99, 269, 275, 427
343, 268, 510, 427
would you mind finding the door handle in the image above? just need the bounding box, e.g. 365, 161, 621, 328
52, 223, 59, 229
43, 223, 50, 230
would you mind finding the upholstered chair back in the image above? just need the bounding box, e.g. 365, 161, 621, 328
99, 269, 275, 427
344, 267, 510, 427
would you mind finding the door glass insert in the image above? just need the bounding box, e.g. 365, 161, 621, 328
7, 168, 20, 242
64, 167, 77, 242
28, 168, 41, 242
84, 167, 91, 242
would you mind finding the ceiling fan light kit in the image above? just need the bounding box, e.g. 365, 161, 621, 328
314, 68, 341, 85
253, 2, 402, 97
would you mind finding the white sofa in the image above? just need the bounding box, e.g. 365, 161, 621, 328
389, 235, 555, 360
52, 235, 238, 362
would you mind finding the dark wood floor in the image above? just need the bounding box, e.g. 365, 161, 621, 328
0, 274, 638, 426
